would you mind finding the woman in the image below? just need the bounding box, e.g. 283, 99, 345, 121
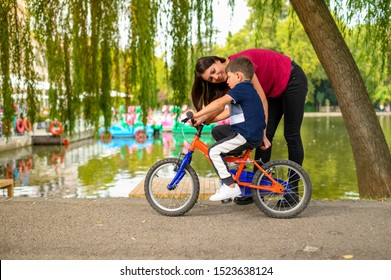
191, 48, 308, 205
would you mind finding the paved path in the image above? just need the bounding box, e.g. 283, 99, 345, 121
0, 197, 390, 260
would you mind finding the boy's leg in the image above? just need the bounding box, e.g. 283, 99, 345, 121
235, 98, 283, 205
211, 124, 231, 141
208, 133, 251, 201
209, 133, 250, 183
212, 125, 246, 157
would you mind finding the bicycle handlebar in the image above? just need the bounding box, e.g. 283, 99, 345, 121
181, 111, 194, 123
181, 111, 204, 135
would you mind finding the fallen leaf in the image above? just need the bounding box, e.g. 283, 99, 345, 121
343, 255, 353, 259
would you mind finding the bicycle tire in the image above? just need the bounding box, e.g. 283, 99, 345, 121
251, 159, 312, 219
144, 158, 200, 216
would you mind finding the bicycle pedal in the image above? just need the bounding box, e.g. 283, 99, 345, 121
221, 198, 233, 204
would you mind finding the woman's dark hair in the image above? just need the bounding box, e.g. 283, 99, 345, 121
191, 56, 229, 111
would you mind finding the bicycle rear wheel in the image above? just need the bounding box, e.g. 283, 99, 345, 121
251, 159, 312, 218
144, 158, 200, 216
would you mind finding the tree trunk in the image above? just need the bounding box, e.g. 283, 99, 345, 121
290, 0, 391, 198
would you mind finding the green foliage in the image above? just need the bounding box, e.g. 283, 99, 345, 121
22, 16, 40, 126
1, 0, 389, 137
169, 0, 191, 108
330, 0, 390, 74
275, 15, 326, 106
344, 25, 391, 108
160, 0, 215, 111
100, 0, 119, 129
1, 0, 40, 138
217, 0, 389, 109
63, 32, 73, 132
26, 0, 122, 131
247, 0, 285, 46
215, 1, 325, 106
156, 56, 170, 104
0, 1, 14, 138
128, 0, 159, 123
70, 0, 87, 132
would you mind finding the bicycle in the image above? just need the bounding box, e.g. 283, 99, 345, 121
144, 112, 312, 218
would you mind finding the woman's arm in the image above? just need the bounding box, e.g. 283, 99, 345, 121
251, 74, 271, 149
251, 74, 268, 124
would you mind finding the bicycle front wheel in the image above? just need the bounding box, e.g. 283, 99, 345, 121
144, 158, 200, 216
251, 159, 312, 219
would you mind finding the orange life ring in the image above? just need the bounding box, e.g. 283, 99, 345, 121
23, 118, 32, 131
49, 121, 64, 136
62, 139, 70, 146
135, 129, 147, 144
100, 131, 112, 144
16, 118, 24, 133
50, 153, 64, 166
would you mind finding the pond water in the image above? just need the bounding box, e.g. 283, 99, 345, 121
1, 114, 390, 200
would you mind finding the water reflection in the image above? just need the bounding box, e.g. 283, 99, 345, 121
0, 115, 390, 200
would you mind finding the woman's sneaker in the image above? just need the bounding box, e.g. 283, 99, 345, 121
234, 196, 254, 205
210, 184, 242, 201
277, 193, 299, 207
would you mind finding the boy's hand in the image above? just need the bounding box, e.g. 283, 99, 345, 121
187, 109, 196, 118
186, 110, 201, 126
192, 115, 207, 126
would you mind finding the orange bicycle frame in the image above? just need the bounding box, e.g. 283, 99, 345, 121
188, 134, 285, 194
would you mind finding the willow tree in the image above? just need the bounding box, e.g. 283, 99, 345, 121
0, 2, 14, 138
169, 0, 192, 108
124, 0, 215, 121
82, 0, 105, 129
26, 0, 122, 132
0, 0, 39, 138
126, 0, 159, 123
27, 0, 77, 131
100, 0, 120, 129
29, 1, 64, 123
70, 0, 88, 132
285, 0, 390, 197
2, 0, 217, 135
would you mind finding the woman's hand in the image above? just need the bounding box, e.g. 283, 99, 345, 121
261, 135, 271, 150
192, 114, 208, 126
186, 110, 205, 126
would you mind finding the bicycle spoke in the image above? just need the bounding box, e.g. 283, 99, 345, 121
251, 159, 312, 218
144, 158, 200, 216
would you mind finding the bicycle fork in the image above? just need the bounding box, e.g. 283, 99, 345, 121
167, 151, 193, 190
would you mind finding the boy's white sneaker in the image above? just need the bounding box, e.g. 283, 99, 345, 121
210, 184, 242, 201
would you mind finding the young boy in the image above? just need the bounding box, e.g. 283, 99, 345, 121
192, 56, 266, 201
